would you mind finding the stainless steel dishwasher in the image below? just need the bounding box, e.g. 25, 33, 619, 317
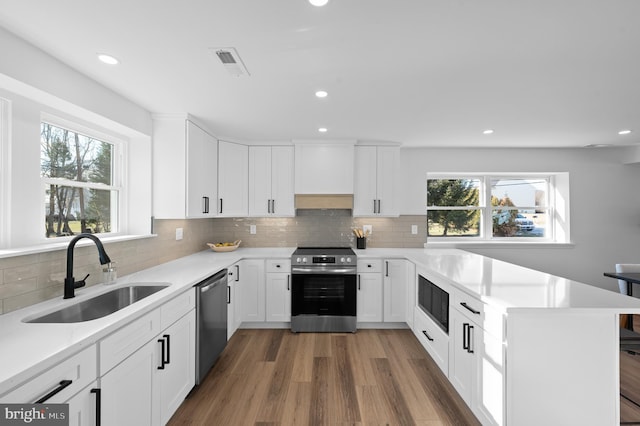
195, 269, 228, 385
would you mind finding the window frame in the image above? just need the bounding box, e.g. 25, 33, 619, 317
39, 113, 126, 242
427, 172, 561, 244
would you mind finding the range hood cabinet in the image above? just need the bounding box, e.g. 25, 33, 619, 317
294, 194, 353, 211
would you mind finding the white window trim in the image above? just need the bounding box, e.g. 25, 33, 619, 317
39, 113, 128, 243
426, 172, 570, 245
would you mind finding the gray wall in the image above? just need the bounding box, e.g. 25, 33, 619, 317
399, 147, 640, 291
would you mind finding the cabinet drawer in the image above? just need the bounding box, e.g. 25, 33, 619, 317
453, 289, 486, 323
266, 259, 291, 273
413, 306, 449, 375
161, 288, 196, 330
100, 309, 161, 376
357, 259, 382, 273
0, 345, 97, 403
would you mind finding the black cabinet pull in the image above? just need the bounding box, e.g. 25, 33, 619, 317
235, 264, 240, 282
462, 323, 469, 351
385, 261, 389, 277
90, 388, 101, 426
34, 380, 73, 403
373, 199, 377, 214
460, 302, 481, 315
272, 199, 275, 214
287, 275, 290, 291
358, 275, 361, 290
422, 330, 434, 341
467, 325, 474, 354
164, 334, 171, 365
219, 198, 223, 214
158, 338, 166, 369
227, 285, 231, 304
203, 196, 210, 214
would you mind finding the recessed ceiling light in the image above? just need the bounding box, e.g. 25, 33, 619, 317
309, 0, 329, 6
97, 53, 119, 65
318, 127, 328, 133
315, 90, 328, 98
483, 129, 494, 135
619, 129, 632, 135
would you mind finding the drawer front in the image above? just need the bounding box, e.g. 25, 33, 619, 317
413, 306, 449, 375
161, 288, 196, 330
357, 259, 382, 273
99, 309, 161, 376
266, 259, 291, 273
0, 345, 97, 403
453, 289, 486, 323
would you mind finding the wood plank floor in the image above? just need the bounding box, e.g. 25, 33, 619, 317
168, 329, 480, 426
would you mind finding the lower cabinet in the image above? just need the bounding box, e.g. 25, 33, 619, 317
265, 259, 291, 322
357, 260, 383, 322
66, 382, 99, 426
413, 306, 449, 375
227, 264, 242, 339
237, 259, 266, 322
449, 295, 504, 426
383, 259, 408, 323
99, 289, 196, 425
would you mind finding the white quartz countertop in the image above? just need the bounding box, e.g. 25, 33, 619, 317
2, 245, 639, 395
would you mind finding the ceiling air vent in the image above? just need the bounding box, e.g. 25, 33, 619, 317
210, 47, 250, 76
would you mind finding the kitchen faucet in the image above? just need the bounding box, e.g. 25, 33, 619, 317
64, 233, 112, 299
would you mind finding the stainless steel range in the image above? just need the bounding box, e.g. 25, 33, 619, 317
290, 247, 357, 333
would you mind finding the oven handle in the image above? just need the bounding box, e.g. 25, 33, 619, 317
291, 267, 357, 275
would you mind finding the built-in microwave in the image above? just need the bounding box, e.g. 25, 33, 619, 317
418, 275, 449, 334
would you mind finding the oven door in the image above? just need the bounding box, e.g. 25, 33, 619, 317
291, 270, 357, 317
290, 267, 357, 332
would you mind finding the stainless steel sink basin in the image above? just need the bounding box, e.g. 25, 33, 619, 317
24, 284, 169, 323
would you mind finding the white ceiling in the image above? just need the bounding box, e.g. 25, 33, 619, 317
0, 0, 639, 148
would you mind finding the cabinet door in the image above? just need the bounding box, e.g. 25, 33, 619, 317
474, 329, 504, 426
227, 277, 236, 340
265, 272, 291, 322
270, 146, 295, 216
101, 339, 159, 426
186, 120, 217, 218
66, 382, 99, 426
383, 259, 407, 322
357, 273, 383, 322
353, 146, 378, 216
248, 146, 272, 216
449, 309, 475, 404
218, 141, 248, 216
159, 310, 196, 425
237, 259, 266, 322
375, 146, 399, 216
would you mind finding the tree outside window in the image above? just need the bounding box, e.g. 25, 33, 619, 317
41, 122, 117, 238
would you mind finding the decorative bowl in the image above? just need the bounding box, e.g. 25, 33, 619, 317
207, 240, 241, 252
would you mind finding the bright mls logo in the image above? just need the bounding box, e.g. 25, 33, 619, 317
0, 404, 68, 425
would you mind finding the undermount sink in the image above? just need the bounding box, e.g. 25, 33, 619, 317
24, 284, 170, 323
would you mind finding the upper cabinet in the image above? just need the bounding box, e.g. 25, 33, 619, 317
218, 141, 249, 217
294, 141, 355, 194
153, 115, 218, 219
249, 146, 295, 216
353, 145, 400, 217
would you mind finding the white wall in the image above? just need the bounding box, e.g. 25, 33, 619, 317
400, 147, 640, 292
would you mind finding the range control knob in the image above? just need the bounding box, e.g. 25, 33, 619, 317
345, 257, 352, 263
302, 257, 307, 263
340, 257, 345, 263
296, 257, 301, 263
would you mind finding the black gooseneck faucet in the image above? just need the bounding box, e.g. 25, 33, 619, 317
64, 233, 112, 299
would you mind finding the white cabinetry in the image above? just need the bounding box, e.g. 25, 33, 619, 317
357, 260, 383, 322
0, 345, 99, 426
449, 289, 504, 426
353, 145, 399, 216
227, 266, 240, 339
249, 146, 295, 216
235, 259, 266, 323
382, 259, 408, 323
294, 142, 355, 194
100, 289, 196, 425
218, 140, 248, 216
153, 115, 218, 219
265, 259, 291, 322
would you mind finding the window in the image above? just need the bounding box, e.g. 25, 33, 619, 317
427, 174, 560, 242
40, 121, 120, 238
